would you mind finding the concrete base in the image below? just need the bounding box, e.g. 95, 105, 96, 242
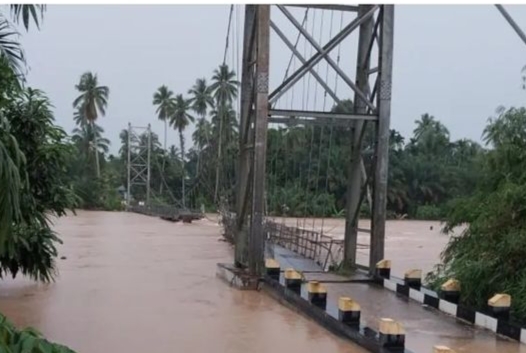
266, 268, 280, 281
216, 263, 261, 290
376, 268, 391, 279
379, 333, 405, 350
308, 292, 327, 310
439, 290, 460, 304
404, 278, 421, 290
285, 278, 302, 295
339, 310, 361, 328
489, 306, 510, 320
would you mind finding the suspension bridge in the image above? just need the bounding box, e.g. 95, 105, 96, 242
122, 5, 526, 353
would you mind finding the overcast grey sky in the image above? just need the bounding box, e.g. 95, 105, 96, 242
19, 5, 526, 154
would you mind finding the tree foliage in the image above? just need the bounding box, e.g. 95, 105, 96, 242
0, 313, 74, 353
0, 86, 78, 282
73, 72, 109, 177
428, 107, 526, 323
0, 5, 45, 77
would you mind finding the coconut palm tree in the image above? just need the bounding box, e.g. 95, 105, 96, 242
188, 78, 214, 118
170, 94, 195, 207
168, 145, 179, 163
210, 64, 239, 201
153, 85, 174, 152
72, 123, 110, 159
153, 85, 175, 193
192, 118, 213, 151
73, 71, 109, 178
188, 78, 214, 175
210, 64, 239, 105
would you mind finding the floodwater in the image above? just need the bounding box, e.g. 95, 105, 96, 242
275, 217, 464, 277
0, 212, 523, 353
0, 211, 367, 353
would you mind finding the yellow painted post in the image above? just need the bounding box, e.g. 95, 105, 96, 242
404, 269, 422, 290
488, 293, 511, 320
376, 259, 391, 279
378, 318, 405, 349
439, 279, 460, 304
265, 259, 280, 281
283, 268, 302, 294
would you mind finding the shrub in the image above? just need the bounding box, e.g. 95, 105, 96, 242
0, 313, 76, 352
415, 205, 442, 220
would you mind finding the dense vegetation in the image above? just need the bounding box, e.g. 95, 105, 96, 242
428, 106, 526, 323
0, 4, 78, 352
75, 71, 483, 221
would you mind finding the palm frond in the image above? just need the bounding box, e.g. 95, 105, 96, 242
0, 18, 25, 77
10, 5, 46, 31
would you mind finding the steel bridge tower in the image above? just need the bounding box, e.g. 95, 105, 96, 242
126, 123, 152, 209
234, 4, 394, 276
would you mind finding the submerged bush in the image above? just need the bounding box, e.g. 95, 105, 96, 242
0, 313, 76, 352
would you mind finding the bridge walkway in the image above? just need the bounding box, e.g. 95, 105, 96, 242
271, 245, 526, 353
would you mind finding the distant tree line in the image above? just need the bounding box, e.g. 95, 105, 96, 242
66, 66, 485, 222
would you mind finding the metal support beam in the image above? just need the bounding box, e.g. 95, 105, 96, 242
269, 5, 378, 104
126, 122, 132, 209
286, 4, 359, 12
270, 109, 377, 121
249, 4, 270, 276
495, 5, 526, 47
270, 20, 342, 105
344, 5, 375, 268
277, 5, 377, 112
235, 5, 257, 268
235, 4, 393, 279
370, 5, 394, 273
146, 123, 151, 206
126, 123, 152, 209
268, 117, 354, 127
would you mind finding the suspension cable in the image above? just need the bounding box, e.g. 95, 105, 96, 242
283, 9, 309, 82
321, 10, 344, 234
301, 9, 318, 230
223, 4, 234, 65
310, 10, 326, 232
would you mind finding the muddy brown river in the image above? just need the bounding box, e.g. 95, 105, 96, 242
0, 211, 523, 352
0, 211, 367, 353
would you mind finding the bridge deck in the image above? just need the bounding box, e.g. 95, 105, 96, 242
271, 244, 526, 353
